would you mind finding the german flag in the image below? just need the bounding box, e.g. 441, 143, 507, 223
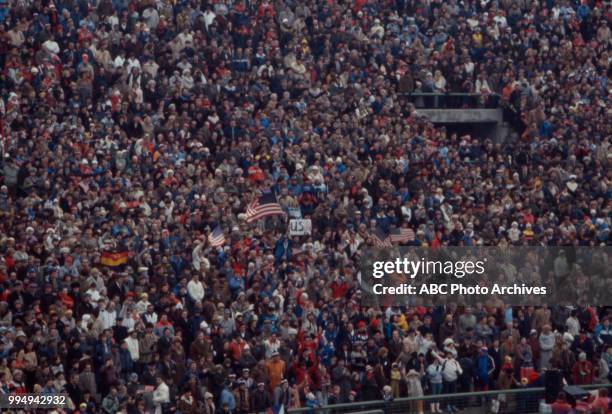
101, 251, 129, 267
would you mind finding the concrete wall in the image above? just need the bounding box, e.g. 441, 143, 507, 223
415, 108, 504, 123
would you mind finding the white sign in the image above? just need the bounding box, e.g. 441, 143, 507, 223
287, 207, 302, 219
289, 219, 311, 235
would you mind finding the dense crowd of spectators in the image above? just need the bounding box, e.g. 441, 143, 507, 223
0, 0, 610, 413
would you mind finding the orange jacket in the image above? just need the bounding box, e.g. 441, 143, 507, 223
266, 359, 286, 391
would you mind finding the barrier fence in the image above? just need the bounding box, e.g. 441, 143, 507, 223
287, 383, 612, 414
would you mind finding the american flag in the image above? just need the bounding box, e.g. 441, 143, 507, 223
245, 192, 285, 223
389, 227, 416, 244
207, 225, 226, 247
370, 227, 392, 248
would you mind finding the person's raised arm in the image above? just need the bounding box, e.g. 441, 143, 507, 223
430, 349, 445, 363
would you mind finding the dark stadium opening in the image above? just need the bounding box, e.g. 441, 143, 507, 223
438, 122, 499, 140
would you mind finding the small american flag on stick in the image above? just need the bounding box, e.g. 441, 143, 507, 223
245, 191, 285, 223
389, 227, 416, 244
370, 227, 392, 248
208, 225, 226, 247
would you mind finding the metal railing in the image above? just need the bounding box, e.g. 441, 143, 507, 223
399, 92, 502, 109
288, 383, 612, 414
342, 411, 384, 414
